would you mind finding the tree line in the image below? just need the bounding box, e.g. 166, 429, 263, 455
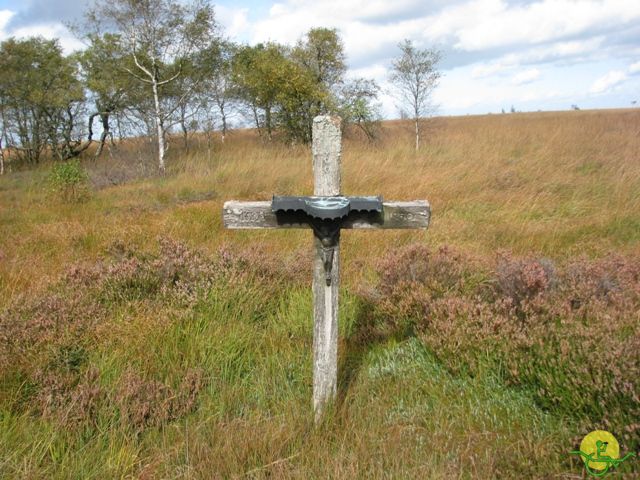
0, 0, 440, 174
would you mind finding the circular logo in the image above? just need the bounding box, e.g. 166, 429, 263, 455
579, 430, 620, 472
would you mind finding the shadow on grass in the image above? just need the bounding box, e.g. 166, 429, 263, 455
336, 297, 415, 410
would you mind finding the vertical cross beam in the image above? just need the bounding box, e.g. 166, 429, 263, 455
311, 116, 341, 420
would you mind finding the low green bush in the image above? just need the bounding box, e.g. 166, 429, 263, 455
48, 160, 90, 202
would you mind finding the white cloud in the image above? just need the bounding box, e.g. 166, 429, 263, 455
512, 68, 541, 85
246, 0, 640, 73
234, 0, 640, 115
590, 70, 628, 94
346, 64, 388, 81
471, 62, 508, 79
503, 37, 607, 65
630, 61, 640, 74
9, 23, 83, 53
269, 3, 289, 17
250, 1, 449, 60
469, 37, 604, 80
216, 6, 249, 39
0, 9, 13, 31
426, 0, 640, 51
433, 63, 574, 113
0, 9, 82, 54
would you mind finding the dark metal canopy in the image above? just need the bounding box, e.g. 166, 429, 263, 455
272, 195, 383, 221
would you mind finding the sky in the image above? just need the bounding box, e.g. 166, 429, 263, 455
0, 0, 638, 117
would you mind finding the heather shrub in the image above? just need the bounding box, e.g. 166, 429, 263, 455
65, 238, 214, 306
360, 244, 486, 335
0, 238, 306, 433
34, 366, 105, 427
115, 368, 204, 433
494, 252, 556, 320
0, 285, 110, 431
505, 256, 640, 447
98, 256, 163, 304
26, 364, 205, 434
216, 241, 310, 286
365, 245, 640, 450
90, 238, 308, 307
376, 244, 467, 291
0, 287, 96, 418
0, 290, 105, 389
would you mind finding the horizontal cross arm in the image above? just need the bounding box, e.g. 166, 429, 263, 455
223, 200, 430, 229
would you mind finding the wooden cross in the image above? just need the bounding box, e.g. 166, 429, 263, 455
223, 115, 430, 420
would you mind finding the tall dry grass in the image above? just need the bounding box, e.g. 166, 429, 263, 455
1, 109, 639, 478
2, 109, 639, 305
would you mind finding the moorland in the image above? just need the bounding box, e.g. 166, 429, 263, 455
1, 109, 638, 478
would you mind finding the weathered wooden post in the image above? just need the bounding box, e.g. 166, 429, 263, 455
311, 116, 341, 418
223, 115, 430, 421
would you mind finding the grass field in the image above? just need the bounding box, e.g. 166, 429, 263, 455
1, 109, 639, 478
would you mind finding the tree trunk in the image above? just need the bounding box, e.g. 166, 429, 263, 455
265, 106, 272, 141
95, 111, 111, 158
251, 104, 261, 137
181, 117, 189, 153
414, 116, 419, 152
220, 109, 227, 144
116, 116, 123, 145
62, 109, 94, 160
0, 137, 4, 175
151, 80, 166, 172
0, 112, 7, 174
180, 104, 189, 153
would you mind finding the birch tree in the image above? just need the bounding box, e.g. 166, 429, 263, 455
84, 0, 217, 172
389, 39, 441, 151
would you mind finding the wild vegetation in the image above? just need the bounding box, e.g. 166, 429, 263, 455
0, 0, 393, 175
1, 109, 639, 478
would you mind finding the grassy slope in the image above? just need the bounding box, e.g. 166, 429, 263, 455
2, 109, 639, 303
0, 109, 639, 478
